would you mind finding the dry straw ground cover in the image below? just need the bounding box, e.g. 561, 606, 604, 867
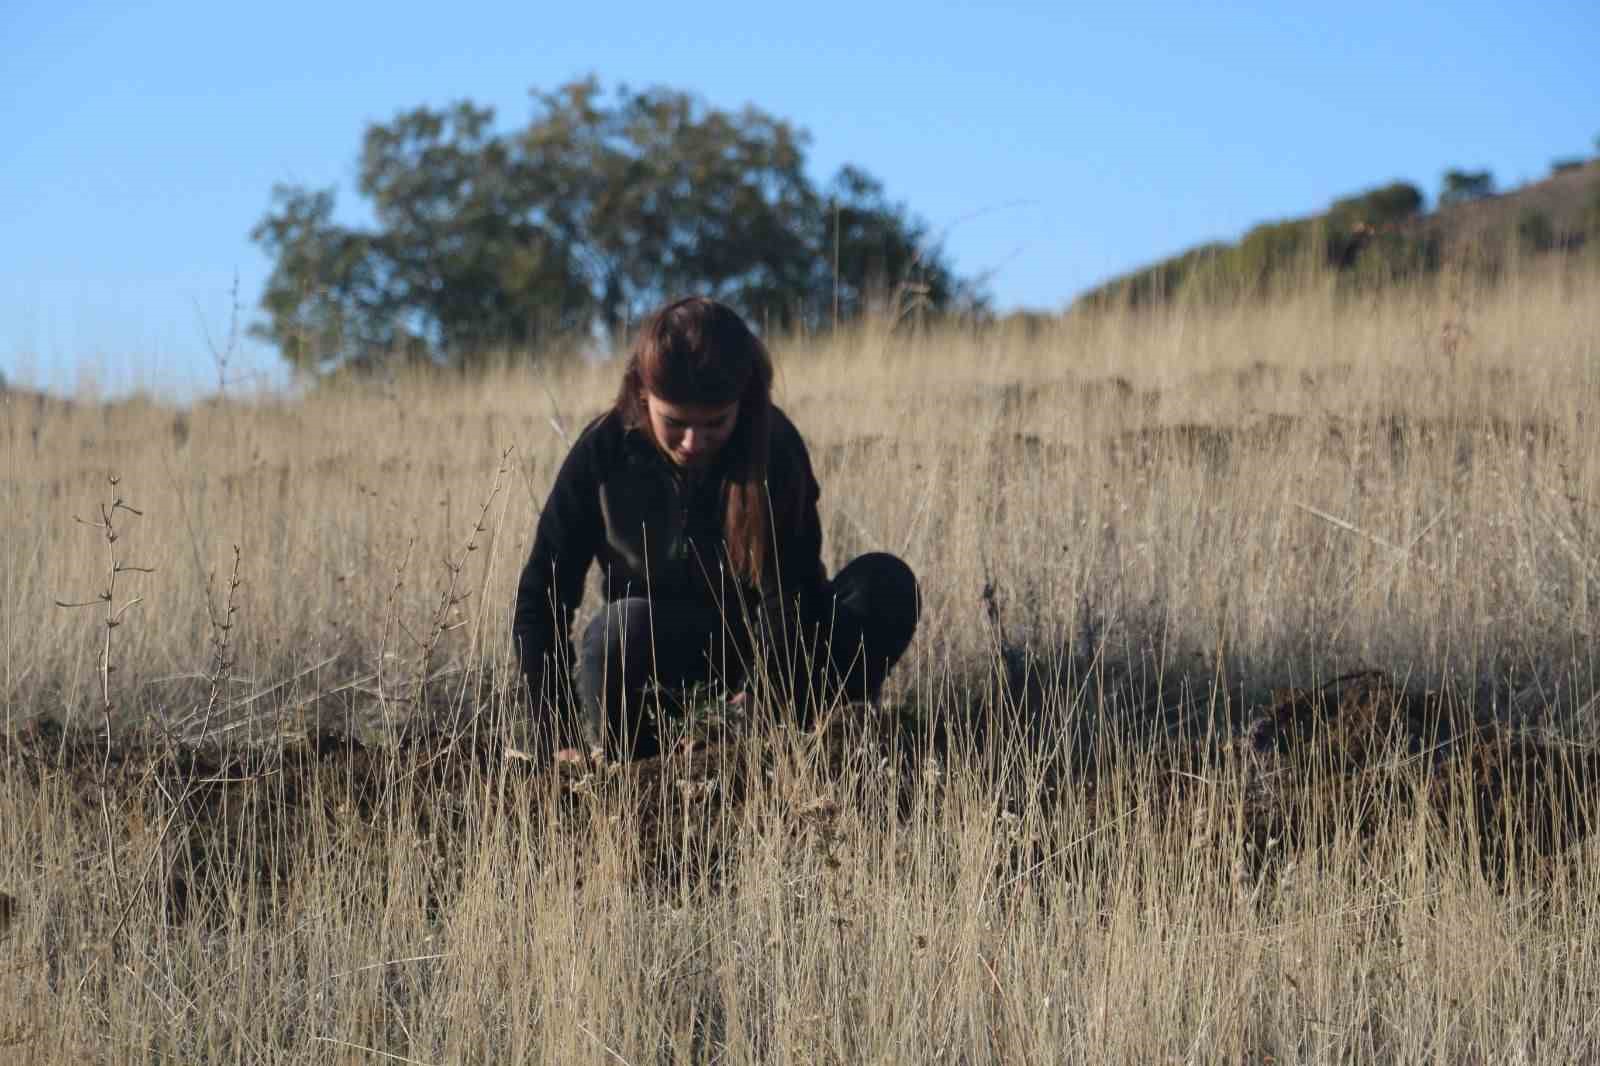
3, 261, 1600, 1062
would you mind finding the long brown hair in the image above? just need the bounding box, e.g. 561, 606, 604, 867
616, 297, 778, 584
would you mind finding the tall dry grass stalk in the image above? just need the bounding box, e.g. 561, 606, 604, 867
2, 259, 1599, 1062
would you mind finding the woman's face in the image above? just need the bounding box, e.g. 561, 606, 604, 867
644, 392, 741, 469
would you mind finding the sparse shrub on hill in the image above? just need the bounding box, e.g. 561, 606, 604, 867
1346, 226, 1443, 289
1076, 242, 1232, 310
1518, 208, 1555, 254
1325, 181, 1429, 275
1326, 180, 1425, 231
1439, 167, 1496, 207
1230, 218, 1317, 296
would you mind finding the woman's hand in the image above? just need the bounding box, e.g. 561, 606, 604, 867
553, 746, 605, 768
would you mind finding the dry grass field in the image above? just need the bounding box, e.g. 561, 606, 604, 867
3, 260, 1599, 1062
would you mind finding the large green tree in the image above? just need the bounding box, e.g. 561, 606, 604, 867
252, 79, 978, 374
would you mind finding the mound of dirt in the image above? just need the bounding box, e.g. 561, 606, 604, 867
4, 717, 527, 923
6, 672, 1594, 924
1100, 413, 1566, 474
1, 709, 922, 924
1225, 671, 1600, 879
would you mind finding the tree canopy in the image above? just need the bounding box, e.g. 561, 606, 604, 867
251, 79, 980, 374
1439, 168, 1496, 208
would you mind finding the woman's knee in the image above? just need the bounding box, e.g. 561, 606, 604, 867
581, 598, 656, 680
833, 552, 920, 639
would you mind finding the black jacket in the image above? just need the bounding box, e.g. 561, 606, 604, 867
512, 405, 828, 696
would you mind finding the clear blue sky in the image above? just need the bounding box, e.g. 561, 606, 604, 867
3, 0, 1595, 397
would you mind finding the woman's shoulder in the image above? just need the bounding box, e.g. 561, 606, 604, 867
569, 407, 630, 457
576, 407, 623, 440
545, 409, 629, 485
767, 404, 818, 483
768, 404, 809, 453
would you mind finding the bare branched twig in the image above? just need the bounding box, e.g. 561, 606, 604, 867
53, 474, 154, 942
375, 537, 417, 738
411, 447, 515, 724
195, 272, 244, 396
196, 545, 244, 743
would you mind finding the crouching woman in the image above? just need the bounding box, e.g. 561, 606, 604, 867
513, 296, 919, 762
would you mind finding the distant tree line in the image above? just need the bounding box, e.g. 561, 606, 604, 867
1076, 150, 1600, 313
252, 79, 983, 375
1075, 180, 1432, 310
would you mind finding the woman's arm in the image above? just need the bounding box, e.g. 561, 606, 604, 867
765, 409, 830, 612
513, 416, 609, 706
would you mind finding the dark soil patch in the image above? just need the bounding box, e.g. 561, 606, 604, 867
1227, 670, 1600, 880
5, 672, 1595, 927
1, 709, 924, 925
1102, 413, 1566, 474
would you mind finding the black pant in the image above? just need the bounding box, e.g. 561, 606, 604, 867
576, 552, 918, 759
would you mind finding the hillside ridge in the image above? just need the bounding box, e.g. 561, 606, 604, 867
1071, 156, 1600, 311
